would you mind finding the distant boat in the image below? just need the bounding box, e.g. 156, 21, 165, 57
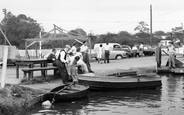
42, 84, 89, 102
78, 72, 162, 90
157, 66, 184, 74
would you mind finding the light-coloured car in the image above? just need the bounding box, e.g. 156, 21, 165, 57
91, 43, 127, 60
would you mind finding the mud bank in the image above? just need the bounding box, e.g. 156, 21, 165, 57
0, 84, 45, 115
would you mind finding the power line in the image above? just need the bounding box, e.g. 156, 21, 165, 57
92, 5, 184, 32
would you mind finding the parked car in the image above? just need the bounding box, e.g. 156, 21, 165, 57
143, 45, 155, 56
91, 43, 127, 60
0, 59, 16, 66
121, 45, 134, 57
0, 50, 20, 66
132, 45, 155, 56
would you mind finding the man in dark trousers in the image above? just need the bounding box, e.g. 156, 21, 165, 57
104, 43, 110, 63
55, 45, 71, 84
80, 41, 94, 73
155, 42, 162, 68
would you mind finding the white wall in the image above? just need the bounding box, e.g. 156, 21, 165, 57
17, 49, 52, 58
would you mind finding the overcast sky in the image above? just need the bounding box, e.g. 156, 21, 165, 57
1, 0, 184, 34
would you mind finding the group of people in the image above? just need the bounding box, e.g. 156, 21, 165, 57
45, 41, 93, 84
132, 42, 144, 57
96, 43, 111, 64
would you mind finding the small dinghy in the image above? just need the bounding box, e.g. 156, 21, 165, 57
42, 83, 89, 102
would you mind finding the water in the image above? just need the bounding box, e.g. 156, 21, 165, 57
25, 73, 184, 115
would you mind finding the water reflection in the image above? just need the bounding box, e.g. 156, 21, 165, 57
26, 74, 184, 115
160, 73, 184, 115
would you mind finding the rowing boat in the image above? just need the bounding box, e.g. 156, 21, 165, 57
42, 84, 89, 102
78, 72, 162, 90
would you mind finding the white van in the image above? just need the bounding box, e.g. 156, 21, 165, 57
91, 43, 127, 60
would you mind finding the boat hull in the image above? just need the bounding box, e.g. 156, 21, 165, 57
78, 74, 162, 90
42, 84, 89, 102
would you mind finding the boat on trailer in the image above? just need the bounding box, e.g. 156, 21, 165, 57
78, 71, 162, 90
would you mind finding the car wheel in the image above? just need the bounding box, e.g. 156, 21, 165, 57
115, 55, 123, 59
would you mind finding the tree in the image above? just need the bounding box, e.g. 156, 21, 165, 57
117, 31, 132, 45
96, 32, 118, 44
68, 28, 87, 36
134, 21, 149, 33
0, 11, 41, 48
154, 30, 165, 36
171, 24, 184, 41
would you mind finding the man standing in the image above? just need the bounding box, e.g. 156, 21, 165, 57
155, 42, 162, 68
139, 42, 144, 57
80, 41, 94, 73
167, 42, 176, 69
55, 45, 71, 84
104, 43, 110, 63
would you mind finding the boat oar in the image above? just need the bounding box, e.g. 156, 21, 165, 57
51, 82, 75, 104
56, 82, 74, 93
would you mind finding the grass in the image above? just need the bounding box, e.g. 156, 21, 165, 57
0, 84, 45, 115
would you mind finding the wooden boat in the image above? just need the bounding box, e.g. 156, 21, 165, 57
42, 83, 89, 102
157, 66, 184, 74
78, 72, 162, 90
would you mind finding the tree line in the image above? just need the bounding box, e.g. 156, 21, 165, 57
0, 11, 184, 49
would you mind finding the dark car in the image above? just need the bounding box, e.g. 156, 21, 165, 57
0, 59, 16, 66
132, 45, 155, 56
121, 45, 134, 57
143, 45, 155, 56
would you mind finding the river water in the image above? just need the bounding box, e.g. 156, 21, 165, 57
25, 73, 184, 115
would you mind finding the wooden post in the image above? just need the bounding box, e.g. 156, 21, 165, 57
1, 46, 8, 88
88, 36, 92, 61
150, 4, 152, 46
39, 31, 42, 58
25, 41, 28, 59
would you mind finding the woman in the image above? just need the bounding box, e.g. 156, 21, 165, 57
97, 44, 103, 63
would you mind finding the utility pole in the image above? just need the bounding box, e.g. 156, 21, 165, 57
2, 8, 7, 45
150, 4, 152, 46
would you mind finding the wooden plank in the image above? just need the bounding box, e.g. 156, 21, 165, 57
59, 90, 76, 94
25, 36, 87, 41
22, 67, 58, 71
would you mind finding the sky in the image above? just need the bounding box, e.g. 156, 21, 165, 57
1, 0, 184, 35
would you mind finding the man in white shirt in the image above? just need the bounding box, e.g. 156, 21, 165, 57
80, 41, 94, 73
167, 42, 176, 69
70, 42, 77, 55
104, 43, 110, 63
139, 43, 144, 57
55, 45, 71, 84
132, 45, 138, 57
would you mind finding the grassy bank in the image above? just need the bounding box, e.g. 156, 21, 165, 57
0, 84, 45, 115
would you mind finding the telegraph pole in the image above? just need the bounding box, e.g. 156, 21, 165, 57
150, 4, 152, 46
2, 8, 7, 45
